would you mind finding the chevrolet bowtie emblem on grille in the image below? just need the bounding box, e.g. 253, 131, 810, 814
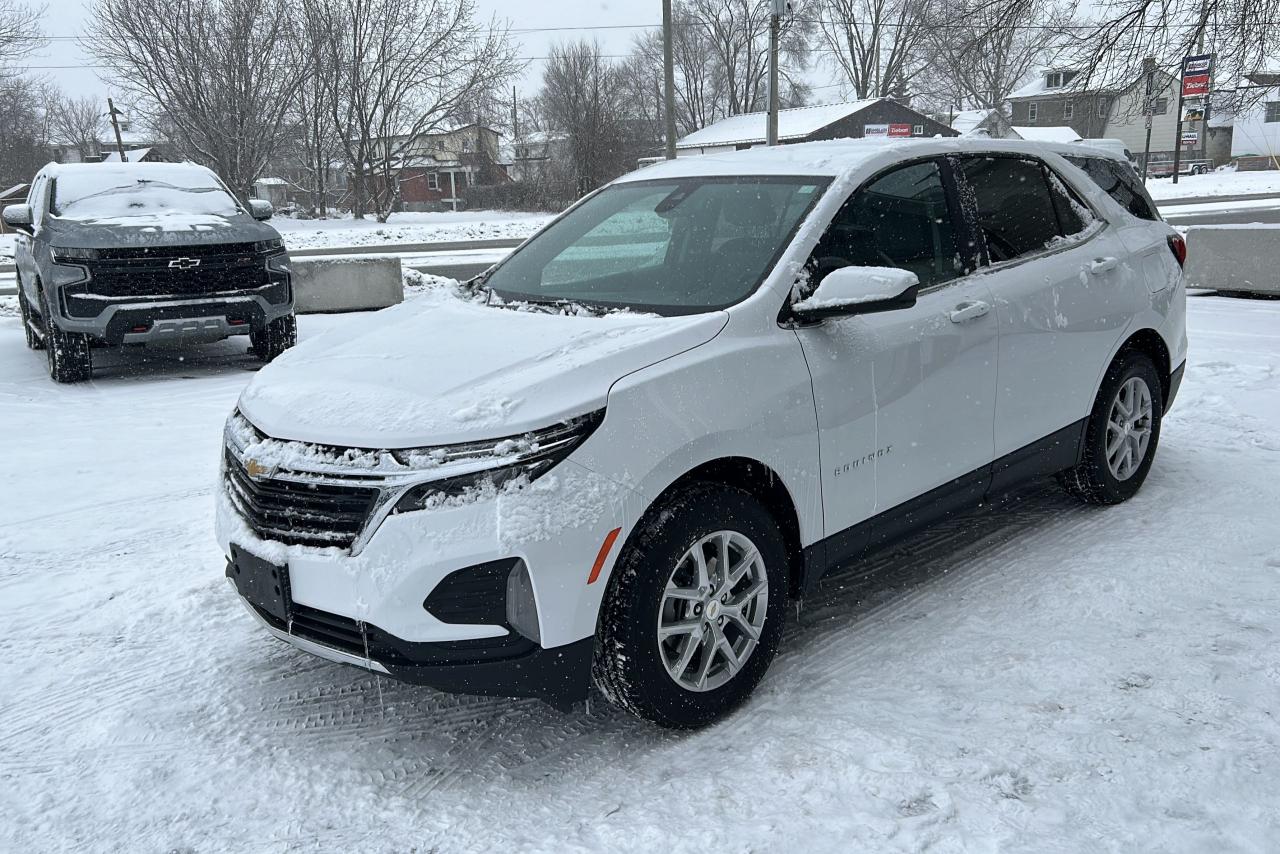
244, 458, 276, 480
168, 257, 201, 270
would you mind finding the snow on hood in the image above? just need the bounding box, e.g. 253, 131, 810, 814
238, 295, 728, 448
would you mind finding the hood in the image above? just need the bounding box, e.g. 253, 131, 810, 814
237, 295, 728, 448
42, 211, 280, 249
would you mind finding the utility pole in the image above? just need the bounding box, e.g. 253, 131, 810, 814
766, 2, 782, 146
1141, 57, 1156, 182
107, 98, 127, 162
662, 0, 677, 160
511, 86, 518, 144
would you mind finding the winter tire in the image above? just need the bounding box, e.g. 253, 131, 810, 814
250, 313, 297, 362
17, 279, 44, 350
41, 288, 92, 383
593, 483, 789, 729
1060, 349, 1163, 505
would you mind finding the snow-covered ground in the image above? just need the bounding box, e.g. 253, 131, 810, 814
271, 210, 553, 251
2, 290, 1280, 852
1146, 168, 1280, 200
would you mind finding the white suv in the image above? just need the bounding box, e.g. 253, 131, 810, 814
218, 138, 1187, 728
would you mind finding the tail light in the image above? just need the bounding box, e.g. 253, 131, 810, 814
1168, 234, 1187, 268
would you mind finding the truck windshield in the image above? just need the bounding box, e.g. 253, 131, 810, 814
485, 176, 829, 315
50, 169, 240, 220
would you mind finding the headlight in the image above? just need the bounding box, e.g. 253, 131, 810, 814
266, 254, 290, 275
49, 263, 89, 286
254, 239, 283, 253
50, 246, 99, 262
392, 409, 605, 514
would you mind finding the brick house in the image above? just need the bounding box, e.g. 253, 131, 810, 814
372, 123, 506, 211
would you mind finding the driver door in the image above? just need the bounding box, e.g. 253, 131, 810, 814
794, 158, 999, 559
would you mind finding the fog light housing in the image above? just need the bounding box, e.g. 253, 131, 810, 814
506, 560, 540, 644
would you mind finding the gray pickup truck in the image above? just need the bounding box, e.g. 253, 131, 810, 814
3, 161, 295, 383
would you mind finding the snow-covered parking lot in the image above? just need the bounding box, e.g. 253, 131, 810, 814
2, 291, 1279, 852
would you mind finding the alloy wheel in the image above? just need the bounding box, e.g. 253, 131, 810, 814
1106, 376, 1153, 481
656, 530, 769, 692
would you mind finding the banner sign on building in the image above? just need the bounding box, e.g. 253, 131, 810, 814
1181, 54, 1213, 97
863, 123, 913, 138
1181, 130, 1199, 145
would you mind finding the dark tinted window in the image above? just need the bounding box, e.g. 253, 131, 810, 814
961, 156, 1090, 263
1065, 155, 1160, 221
808, 160, 961, 289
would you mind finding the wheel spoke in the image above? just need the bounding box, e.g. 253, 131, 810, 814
670, 632, 700, 679
730, 577, 767, 608
1106, 430, 1126, 460
726, 545, 757, 588
691, 546, 710, 590
716, 633, 741, 675
725, 607, 761, 641
658, 619, 701, 640
694, 631, 717, 689
663, 584, 701, 602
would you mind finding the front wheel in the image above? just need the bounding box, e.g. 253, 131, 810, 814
593, 483, 789, 728
42, 288, 92, 383
1060, 350, 1163, 504
250, 313, 297, 362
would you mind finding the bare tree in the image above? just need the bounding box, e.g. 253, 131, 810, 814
540, 40, 633, 195
306, 0, 519, 221
629, 13, 726, 136
50, 94, 105, 161
816, 0, 933, 101
88, 0, 308, 199
0, 0, 43, 69
0, 76, 49, 185
284, 7, 342, 216
685, 0, 814, 115
919, 0, 1073, 110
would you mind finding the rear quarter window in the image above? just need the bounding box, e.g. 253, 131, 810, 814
1065, 155, 1160, 221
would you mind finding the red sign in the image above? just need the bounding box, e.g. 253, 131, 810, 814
1182, 74, 1210, 97
888, 123, 912, 138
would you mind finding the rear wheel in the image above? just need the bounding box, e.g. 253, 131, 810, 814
41, 288, 92, 383
1060, 350, 1163, 504
250, 313, 297, 362
593, 483, 789, 728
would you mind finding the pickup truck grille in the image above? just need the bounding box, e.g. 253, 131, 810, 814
84, 244, 272, 298
223, 450, 380, 550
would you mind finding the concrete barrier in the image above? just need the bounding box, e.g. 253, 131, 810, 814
291, 255, 403, 313
1184, 225, 1280, 296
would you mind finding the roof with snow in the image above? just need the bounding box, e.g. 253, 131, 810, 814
1009, 65, 1174, 99
101, 147, 152, 163
1011, 126, 1082, 143
254, 177, 288, 186
950, 109, 996, 134
675, 99, 881, 149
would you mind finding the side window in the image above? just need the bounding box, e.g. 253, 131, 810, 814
1064, 155, 1159, 221
960, 156, 1088, 263
28, 177, 48, 227
807, 159, 961, 289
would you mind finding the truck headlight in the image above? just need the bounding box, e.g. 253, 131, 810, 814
392, 410, 605, 514
50, 246, 99, 262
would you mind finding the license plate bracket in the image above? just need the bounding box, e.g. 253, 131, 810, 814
228, 545, 291, 624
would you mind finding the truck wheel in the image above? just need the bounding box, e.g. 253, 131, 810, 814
41, 288, 92, 383
1060, 350, 1163, 505
593, 483, 789, 729
17, 280, 44, 350
250, 313, 297, 362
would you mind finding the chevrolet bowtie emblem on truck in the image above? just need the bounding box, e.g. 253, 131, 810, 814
168, 257, 201, 270
244, 458, 275, 480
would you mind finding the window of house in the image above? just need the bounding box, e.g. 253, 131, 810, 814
1152, 97, 1169, 115
427, 172, 440, 191
1063, 102, 1074, 120
960, 156, 1091, 263
1028, 102, 1039, 122
1266, 102, 1280, 123
913, 124, 924, 135
1046, 72, 1063, 88
807, 159, 962, 289
1098, 99, 1109, 117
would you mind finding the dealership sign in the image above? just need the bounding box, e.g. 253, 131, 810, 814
1181, 53, 1213, 97
1181, 130, 1199, 145
864, 123, 912, 138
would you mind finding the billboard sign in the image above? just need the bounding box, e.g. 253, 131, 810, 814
863, 123, 913, 138
1181, 53, 1213, 97
1181, 130, 1199, 145
889, 123, 912, 137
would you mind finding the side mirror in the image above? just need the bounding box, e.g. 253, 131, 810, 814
791, 266, 919, 320
248, 199, 274, 220
2, 203, 34, 235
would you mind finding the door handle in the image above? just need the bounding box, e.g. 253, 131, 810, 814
949, 300, 991, 323
1087, 257, 1119, 275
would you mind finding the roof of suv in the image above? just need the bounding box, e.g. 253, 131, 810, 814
620, 136, 1129, 183
36, 161, 221, 184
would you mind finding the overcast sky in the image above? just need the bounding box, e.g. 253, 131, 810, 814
32, 0, 689, 110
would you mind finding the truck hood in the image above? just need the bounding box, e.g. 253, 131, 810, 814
42, 211, 280, 249
238, 295, 728, 448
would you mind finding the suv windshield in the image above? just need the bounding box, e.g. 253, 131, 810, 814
485, 176, 829, 315
50, 169, 240, 220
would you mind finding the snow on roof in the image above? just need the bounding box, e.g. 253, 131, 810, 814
1008, 65, 1170, 99
1, 183, 28, 199
675, 99, 881, 149
1011, 126, 1082, 143
950, 109, 995, 134
254, 177, 288, 186
617, 136, 1106, 184
40, 161, 216, 182
101, 147, 152, 163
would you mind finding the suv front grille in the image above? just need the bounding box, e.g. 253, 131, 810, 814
223, 450, 379, 550
83, 243, 274, 298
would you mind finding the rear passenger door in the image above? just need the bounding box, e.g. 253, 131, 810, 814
957, 154, 1144, 470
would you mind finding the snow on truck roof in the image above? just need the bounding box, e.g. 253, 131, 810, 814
618, 137, 1121, 184
38, 161, 219, 183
